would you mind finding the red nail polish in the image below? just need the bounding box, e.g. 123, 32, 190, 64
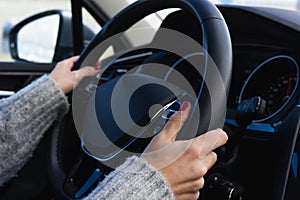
94, 65, 100, 70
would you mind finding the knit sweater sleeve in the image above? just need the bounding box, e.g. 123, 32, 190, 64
0, 75, 69, 186
84, 156, 175, 200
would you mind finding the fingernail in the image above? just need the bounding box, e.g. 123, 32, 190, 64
94, 65, 101, 70
180, 101, 190, 111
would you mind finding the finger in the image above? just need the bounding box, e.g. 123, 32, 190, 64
197, 151, 217, 176
175, 151, 216, 182
95, 60, 102, 67
176, 191, 200, 200
93, 65, 101, 70
173, 177, 204, 195
63, 56, 79, 63
71, 58, 100, 71
64, 56, 80, 70
67, 55, 80, 62
194, 128, 228, 157
161, 101, 191, 142
83, 64, 101, 71
76, 66, 100, 82
86, 60, 101, 70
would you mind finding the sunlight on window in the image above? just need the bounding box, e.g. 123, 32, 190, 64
211, 0, 300, 11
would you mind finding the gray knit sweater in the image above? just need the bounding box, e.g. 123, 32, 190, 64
0, 75, 175, 199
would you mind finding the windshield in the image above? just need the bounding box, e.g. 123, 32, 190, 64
211, 0, 300, 11
92, 0, 300, 19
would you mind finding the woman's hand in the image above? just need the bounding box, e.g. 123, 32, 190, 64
142, 101, 228, 200
50, 56, 100, 93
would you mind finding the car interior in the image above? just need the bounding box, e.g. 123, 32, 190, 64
0, 0, 299, 200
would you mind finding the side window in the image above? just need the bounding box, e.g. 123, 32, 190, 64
82, 8, 106, 56
0, 0, 71, 62
82, 8, 101, 36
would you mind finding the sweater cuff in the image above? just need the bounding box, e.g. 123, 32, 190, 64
28, 74, 70, 116
84, 156, 175, 200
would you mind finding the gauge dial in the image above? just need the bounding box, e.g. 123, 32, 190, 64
264, 73, 297, 116
239, 55, 299, 121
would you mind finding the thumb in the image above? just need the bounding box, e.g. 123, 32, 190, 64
161, 101, 191, 142
75, 66, 100, 83
64, 56, 80, 70
144, 101, 192, 153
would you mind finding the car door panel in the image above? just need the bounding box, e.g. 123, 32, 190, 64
0, 62, 55, 97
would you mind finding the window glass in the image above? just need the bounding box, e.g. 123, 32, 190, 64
211, 0, 300, 11
82, 8, 101, 35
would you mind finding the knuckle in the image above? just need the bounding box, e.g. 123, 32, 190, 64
211, 152, 218, 163
187, 143, 200, 157
198, 165, 208, 177
192, 191, 200, 200
199, 177, 205, 188
192, 178, 205, 192
192, 164, 207, 177
217, 128, 228, 142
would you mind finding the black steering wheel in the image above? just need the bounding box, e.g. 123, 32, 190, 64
48, 0, 232, 199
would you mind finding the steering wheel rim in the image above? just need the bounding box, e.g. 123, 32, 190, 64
76, 0, 232, 83
48, 0, 232, 199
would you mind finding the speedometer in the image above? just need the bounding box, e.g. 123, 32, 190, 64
239, 55, 299, 121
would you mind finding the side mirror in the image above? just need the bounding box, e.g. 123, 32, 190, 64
9, 10, 95, 63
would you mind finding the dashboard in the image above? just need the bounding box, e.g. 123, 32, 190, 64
218, 6, 300, 133
218, 6, 300, 200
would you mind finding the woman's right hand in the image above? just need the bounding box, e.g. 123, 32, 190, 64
142, 101, 228, 200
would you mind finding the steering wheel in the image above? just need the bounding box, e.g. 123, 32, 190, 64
48, 0, 232, 199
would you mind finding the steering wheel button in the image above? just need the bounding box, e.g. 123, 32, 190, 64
85, 83, 98, 93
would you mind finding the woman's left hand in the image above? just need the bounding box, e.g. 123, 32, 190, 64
50, 56, 100, 93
